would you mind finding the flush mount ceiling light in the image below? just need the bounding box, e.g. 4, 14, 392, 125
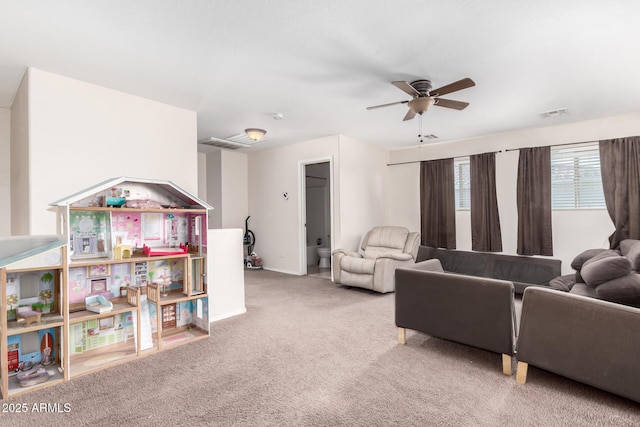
245, 128, 267, 141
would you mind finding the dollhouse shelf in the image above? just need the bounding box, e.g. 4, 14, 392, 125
69, 253, 190, 268
6, 315, 65, 335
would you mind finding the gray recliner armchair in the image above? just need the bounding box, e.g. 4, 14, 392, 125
332, 226, 420, 293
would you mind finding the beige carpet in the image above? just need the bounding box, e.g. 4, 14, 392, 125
4, 270, 640, 426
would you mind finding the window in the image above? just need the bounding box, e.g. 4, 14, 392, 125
454, 157, 470, 210
551, 145, 605, 209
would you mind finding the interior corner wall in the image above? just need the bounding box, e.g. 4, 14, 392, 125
25, 68, 198, 235
204, 150, 248, 230
337, 135, 388, 252
220, 150, 248, 230
386, 111, 640, 273
10, 71, 29, 236
0, 107, 11, 237
247, 135, 340, 275
197, 152, 207, 201
206, 150, 223, 229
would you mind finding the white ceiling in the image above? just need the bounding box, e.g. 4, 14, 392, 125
1, 0, 640, 153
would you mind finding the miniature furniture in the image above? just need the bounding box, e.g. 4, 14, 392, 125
332, 226, 420, 293
395, 259, 517, 375
516, 286, 640, 403
16, 307, 41, 325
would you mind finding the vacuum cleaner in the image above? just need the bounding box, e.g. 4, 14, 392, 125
243, 216, 262, 270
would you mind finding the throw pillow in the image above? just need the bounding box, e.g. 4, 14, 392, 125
549, 274, 577, 292
595, 273, 640, 306
570, 248, 610, 271
620, 239, 640, 271
581, 254, 632, 288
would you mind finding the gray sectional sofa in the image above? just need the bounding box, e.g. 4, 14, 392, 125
395, 246, 640, 403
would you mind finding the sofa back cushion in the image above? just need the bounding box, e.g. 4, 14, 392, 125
620, 239, 640, 271
415, 245, 562, 292
362, 226, 409, 259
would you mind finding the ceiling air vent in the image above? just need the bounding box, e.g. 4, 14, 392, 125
198, 134, 267, 150
539, 108, 569, 119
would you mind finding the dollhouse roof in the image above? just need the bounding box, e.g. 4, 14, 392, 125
0, 235, 66, 269
49, 176, 213, 210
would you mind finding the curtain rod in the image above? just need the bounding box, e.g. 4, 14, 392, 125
504, 139, 599, 152
387, 150, 503, 166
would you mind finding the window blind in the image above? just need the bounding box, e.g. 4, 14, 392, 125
454, 157, 470, 210
551, 146, 605, 209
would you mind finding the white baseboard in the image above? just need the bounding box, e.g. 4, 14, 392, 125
262, 267, 301, 276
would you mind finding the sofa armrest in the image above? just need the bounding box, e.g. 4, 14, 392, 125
376, 252, 412, 262
332, 249, 360, 258
516, 287, 640, 403
395, 268, 516, 356
401, 259, 444, 272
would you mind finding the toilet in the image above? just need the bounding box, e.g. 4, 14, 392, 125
317, 247, 331, 269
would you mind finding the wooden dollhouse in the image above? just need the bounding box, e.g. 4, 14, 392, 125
0, 177, 213, 399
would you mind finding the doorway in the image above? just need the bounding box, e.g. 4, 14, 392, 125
299, 157, 333, 279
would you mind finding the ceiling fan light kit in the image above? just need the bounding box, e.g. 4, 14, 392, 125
367, 77, 475, 121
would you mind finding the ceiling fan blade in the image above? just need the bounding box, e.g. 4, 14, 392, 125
434, 98, 469, 110
392, 81, 420, 97
403, 109, 417, 121
366, 100, 408, 110
430, 78, 475, 97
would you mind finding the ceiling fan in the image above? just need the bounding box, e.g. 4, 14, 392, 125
367, 78, 475, 121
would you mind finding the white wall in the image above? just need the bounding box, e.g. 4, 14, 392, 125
387, 112, 640, 273
0, 108, 10, 236
10, 73, 29, 236
209, 228, 246, 321
247, 135, 340, 274
21, 68, 198, 235
337, 135, 388, 251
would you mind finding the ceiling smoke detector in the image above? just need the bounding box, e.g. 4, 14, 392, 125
539, 108, 569, 119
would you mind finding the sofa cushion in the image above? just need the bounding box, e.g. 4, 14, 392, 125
581, 254, 632, 287
569, 283, 599, 299
620, 239, 640, 271
570, 248, 609, 271
549, 274, 577, 292
595, 273, 640, 306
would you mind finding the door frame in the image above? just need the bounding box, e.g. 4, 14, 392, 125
298, 156, 334, 276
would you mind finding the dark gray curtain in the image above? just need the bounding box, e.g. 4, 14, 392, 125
420, 158, 456, 249
599, 136, 640, 249
470, 152, 502, 252
517, 146, 553, 256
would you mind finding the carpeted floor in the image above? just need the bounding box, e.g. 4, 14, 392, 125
4, 270, 640, 426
